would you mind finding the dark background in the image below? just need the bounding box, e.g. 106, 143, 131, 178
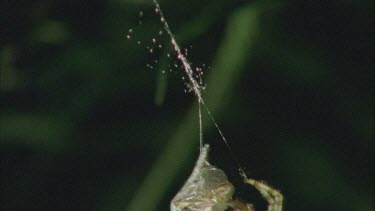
1, 0, 373, 210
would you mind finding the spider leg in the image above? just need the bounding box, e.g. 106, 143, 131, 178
227, 199, 254, 211
244, 178, 283, 211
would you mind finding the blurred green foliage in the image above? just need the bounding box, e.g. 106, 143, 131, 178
1, 0, 373, 210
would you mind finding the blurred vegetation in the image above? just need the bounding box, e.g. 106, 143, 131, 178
1, 0, 373, 210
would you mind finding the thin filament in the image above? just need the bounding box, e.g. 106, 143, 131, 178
153, 0, 248, 179
198, 98, 203, 150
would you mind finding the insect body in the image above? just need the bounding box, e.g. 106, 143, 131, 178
171, 145, 283, 211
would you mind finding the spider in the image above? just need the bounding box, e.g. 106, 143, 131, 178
171, 145, 283, 211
